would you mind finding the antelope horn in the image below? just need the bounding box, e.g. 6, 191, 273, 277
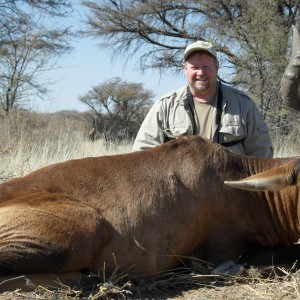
225, 160, 300, 192
280, 21, 300, 111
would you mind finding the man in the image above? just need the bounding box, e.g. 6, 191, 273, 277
132, 40, 273, 157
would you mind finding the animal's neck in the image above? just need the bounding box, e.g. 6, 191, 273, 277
263, 189, 300, 245
245, 157, 300, 245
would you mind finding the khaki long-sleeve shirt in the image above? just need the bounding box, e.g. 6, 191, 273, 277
132, 83, 273, 158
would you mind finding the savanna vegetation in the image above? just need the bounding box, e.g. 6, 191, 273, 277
1, 1, 300, 141
1, 0, 300, 299
0, 109, 133, 181
0, 107, 299, 184
82, 0, 300, 135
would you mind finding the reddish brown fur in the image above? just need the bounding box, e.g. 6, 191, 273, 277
0, 136, 299, 278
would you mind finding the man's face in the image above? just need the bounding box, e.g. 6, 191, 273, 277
183, 52, 219, 97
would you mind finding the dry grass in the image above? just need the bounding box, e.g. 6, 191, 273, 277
1, 109, 300, 299
0, 110, 132, 181
272, 125, 300, 157
0, 109, 299, 181
1, 263, 300, 299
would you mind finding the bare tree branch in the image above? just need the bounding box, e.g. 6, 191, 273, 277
82, 0, 300, 132
0, 0, 73, 114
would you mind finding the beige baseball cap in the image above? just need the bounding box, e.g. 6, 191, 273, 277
184, 41, 217, 61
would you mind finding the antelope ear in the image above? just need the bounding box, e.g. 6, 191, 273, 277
224, 160, 299, 192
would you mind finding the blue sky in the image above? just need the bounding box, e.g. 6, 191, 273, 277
30, 3, 186, 113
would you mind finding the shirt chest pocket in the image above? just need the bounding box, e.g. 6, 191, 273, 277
219, 115, 246, 141
164, 109, 191, 139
